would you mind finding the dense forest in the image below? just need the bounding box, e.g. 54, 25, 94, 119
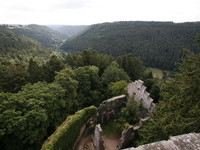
0, 22, 200, 150
0, 47, 149, 149
0, 28, 52, 63
137, 49, 200, 145
61, 21, 200, 70
48, 25, 88, 37
13, 24, 68, 48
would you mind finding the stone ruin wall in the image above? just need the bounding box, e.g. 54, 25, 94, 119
94, 124, 105, 150
94, 80, 155, 149
80, 80, 200, 150
97, 79, 155, 124
119, 117, 150, 148
127, 80, 155, 112
118, 80, 156, 148
82, 80, 157, 150
97, 95, 126, 124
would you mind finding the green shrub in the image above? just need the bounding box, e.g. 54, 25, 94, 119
41, 106, 97, 150
108, 80, 128, 96
120, 97, 148, 125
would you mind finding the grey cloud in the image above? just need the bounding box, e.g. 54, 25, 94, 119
53, 0, 92, 10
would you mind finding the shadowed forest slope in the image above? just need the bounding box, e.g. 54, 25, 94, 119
61, 21, 200, 70
13, 24, 68, 48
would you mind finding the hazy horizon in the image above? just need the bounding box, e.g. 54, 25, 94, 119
1, 20, 200, 26
0, 0, 200, 25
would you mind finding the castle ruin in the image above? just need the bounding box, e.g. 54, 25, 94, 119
127, 80, 155, 113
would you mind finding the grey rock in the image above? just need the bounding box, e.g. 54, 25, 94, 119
94, 124, 105, 150
122, 133, 200, 150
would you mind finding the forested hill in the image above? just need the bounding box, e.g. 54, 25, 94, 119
48, 25, 88, 37
13, 24, 68, 48
61, 21, 200, 70
0, 28, 52, 62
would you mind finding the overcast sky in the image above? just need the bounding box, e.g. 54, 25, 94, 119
0, 0, 200, 25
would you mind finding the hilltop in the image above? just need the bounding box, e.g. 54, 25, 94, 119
61, 21, 200, 70
0, 27, 52, 62
12, 24, 68, 48
48, 25, 88, 37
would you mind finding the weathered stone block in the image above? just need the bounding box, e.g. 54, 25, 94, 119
119, 126, 137, 148
94, 124, 105, 150
122, 133, 200, 150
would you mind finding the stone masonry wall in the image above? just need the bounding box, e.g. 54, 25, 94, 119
127, 80, 155, 112
122, 133, 200, 150
97, 95, 126, 124
94, 124, 105, 150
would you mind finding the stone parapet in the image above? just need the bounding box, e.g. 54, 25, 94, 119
122, 133, 200, 150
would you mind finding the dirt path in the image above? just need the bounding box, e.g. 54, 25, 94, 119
77, 135, 120, 150
103, 135, 120, 150
77, 136, 95, 150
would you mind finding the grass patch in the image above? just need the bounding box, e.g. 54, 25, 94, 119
102, 119, 126, 138
146, 67, 164, 79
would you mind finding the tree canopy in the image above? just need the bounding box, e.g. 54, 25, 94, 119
138, 51, 200, 145
101, 61, 130, 85
61, 21, 200, 70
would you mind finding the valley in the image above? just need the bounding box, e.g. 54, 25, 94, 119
0, 22, 200, 150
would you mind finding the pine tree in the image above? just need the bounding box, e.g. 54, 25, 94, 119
138, 51, 200, 145
27, 58, 43, 83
